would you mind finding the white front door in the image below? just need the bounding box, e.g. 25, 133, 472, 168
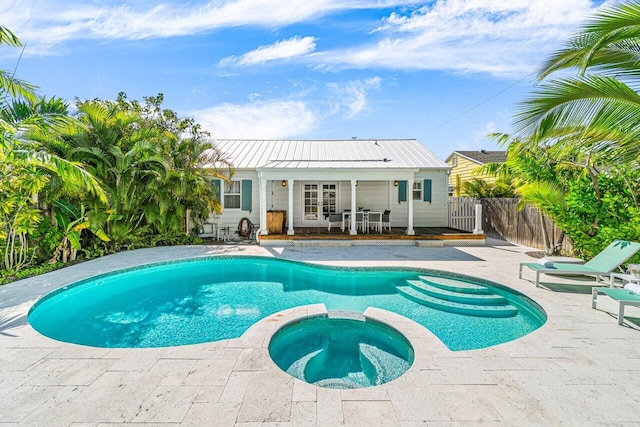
302, 182, 337, 226
303, 183, 319, 225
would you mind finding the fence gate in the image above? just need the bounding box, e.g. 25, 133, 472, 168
448, 197, 478, 232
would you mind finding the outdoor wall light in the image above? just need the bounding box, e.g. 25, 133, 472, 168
355, 180, 359, 186
281, 180, 287, 187
394, 180, 399, 186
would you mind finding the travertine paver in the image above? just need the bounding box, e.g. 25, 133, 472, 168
1, 240, 639, 425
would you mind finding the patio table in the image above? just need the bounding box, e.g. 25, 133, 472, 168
342, 211, 381, 233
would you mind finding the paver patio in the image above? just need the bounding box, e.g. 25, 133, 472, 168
1, 239, 639, 425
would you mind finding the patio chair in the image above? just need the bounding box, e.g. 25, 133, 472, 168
382, 210, 391, 232
355, 211, 366, 232
368, 211, 382, 233
592, 285, 640, 325
327, 213, 343, 231
519, 240, 640, 287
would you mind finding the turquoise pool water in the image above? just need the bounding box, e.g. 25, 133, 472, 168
27, 256, 546, 350
269, 316, 414, 389
269, 315, 414, 389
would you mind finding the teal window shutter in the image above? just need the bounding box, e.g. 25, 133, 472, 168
241, 180, 252, 211
398, 181, 407, 202
213, 180, 221, 202
423, 179, 432, 202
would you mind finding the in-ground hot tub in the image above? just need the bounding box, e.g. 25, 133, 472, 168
268, 312, 414, 389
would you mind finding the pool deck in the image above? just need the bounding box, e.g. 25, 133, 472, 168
1, 239, 639, 425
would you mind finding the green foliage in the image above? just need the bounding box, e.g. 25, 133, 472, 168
496, 2, 640, 257
42, 92, 230, 251
553, 171, 640, 259
0, 262, 65, 286
515, 0, 640, 163
462, 177, 516, 198
1, 24, 229, 279
31, 218, 64, 262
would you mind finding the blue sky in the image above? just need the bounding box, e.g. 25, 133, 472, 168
1, 0, 615, 160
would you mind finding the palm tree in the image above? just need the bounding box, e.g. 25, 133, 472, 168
45, 96, 231, 249
514, 1, 640, 165
1, 26, 106, 271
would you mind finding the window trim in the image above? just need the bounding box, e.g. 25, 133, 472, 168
223, 179, 242, 210
412, 180, 422, 201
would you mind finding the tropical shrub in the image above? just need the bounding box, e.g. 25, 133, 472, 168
462, 177, 516, 198
30, 92, 231, 253
553, 171, 640, 259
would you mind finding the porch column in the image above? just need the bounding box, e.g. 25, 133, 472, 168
287, 179, 295, 235
473, 202, 484, 235
350, 179, 357, 235
259, 178, 268, 235
407, 178, 415, 235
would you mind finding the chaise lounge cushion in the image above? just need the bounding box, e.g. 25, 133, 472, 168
624, 282, 640, 296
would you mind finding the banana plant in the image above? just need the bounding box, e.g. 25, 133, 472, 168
50, 201, 110, 263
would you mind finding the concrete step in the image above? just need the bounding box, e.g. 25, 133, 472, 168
418, 275, 491, 294
407, 280, 507, 305
395, 286, 518, 318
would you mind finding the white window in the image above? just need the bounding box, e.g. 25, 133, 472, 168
224, 180, 241, 209
413, 181, 422, 200
451, 155, 457, 167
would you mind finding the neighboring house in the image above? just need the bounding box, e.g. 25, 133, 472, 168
200, 139, 450, 237
445, 150, 507, 196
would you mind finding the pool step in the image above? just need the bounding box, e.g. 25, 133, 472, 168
407, 280, 507, 305
395, 285, 518, 318
418, 275, 491, 294
287, 349, 323, 381
359, 343, 411, 386
313, 373, 370, 389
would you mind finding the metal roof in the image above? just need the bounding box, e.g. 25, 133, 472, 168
205, 139, 448, 170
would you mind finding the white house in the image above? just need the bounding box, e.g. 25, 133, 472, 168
200, 139, 451, 239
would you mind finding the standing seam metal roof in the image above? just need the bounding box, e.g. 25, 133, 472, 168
207, 139, 448, 169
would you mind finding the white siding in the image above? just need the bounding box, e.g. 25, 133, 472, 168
205, 171, 260, 232
388, 171, 448, 227
207, 170, 448, 233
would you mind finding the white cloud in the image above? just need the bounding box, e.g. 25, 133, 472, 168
327, 77, 381, 117
318, 0, 608, 77
220, 36, 317, 67
1, 0, 421, 54
455, 120, 501, 151
193, 76, 380, 138
192, 99, 317, 139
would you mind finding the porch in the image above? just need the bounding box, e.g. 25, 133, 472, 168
256, 226, 484, 246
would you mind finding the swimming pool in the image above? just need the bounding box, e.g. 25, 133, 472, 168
27, 256, 546, 350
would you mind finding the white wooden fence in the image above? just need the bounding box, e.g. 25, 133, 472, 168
448, 197, 480, 233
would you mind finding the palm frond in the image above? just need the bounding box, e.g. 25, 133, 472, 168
0, 26, 21, 47
0, 71, 38, 104
539, 1, 640, 79
516, 75, 640, 136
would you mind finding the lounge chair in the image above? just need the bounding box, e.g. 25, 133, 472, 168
592, 286, 640, 325
519, 240, 640, 287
